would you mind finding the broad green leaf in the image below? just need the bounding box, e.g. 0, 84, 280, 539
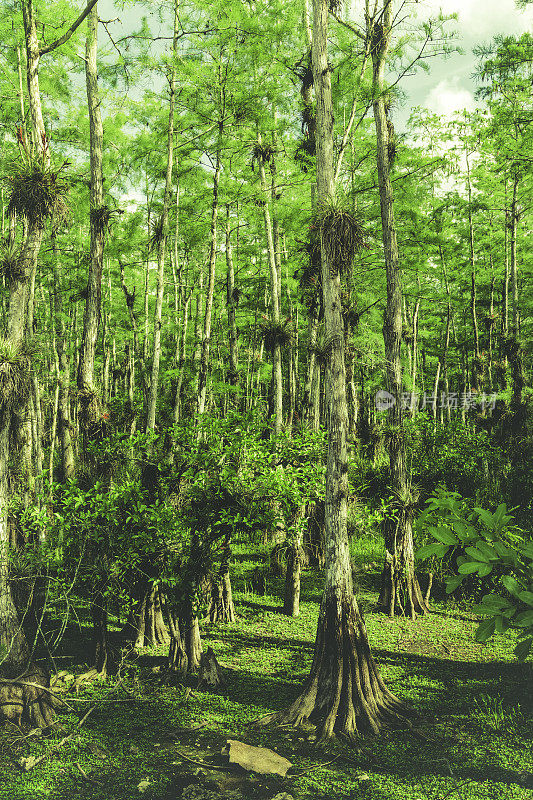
480, 593, 510, 610
493, 542, 516, 559
446, 575, 465, 593
465, 546, 489, 563
416, 543, 449, 559
433, 527, 458, 545
521, 542, 533, 560
475, 617, 496, 643
475, 541, 498, 559
458, 561, 482, 574
518, 590, 533, 605
477, 563, 493, 577
502, 575, 522, 597
495, 615, 510, 633
514, 610, 533, 628
475, 508, 495, 530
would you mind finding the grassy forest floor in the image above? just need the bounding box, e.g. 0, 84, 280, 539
1, 537, 531, 800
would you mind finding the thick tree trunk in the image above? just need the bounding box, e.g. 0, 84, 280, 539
134, 583, 169, 648
166, 612, 188, 678
371, 4, 427, 617
207, 536, 236, 624
265, 0, 404, 738
181, 607, 202, 672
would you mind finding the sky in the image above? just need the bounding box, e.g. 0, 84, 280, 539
97, 0, 533, 129
398, 0, 533, 126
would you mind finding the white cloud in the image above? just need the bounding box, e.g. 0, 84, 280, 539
421, 0, 533, 37
424, 77, 475, 117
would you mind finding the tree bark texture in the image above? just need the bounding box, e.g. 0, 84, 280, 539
264, 0, 404, 738
146, 2, 179, 433
370, 2, 427, 617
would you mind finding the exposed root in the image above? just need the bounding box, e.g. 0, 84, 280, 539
256, 588, 411, 740
0, 665, 58, 729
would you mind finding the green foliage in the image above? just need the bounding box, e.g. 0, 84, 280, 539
416, 488, 533, 660
405, 417, 502, 503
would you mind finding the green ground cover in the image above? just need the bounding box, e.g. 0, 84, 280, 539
0, 539, 531, 800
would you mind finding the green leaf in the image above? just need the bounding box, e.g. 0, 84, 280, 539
475, 541, 498, 559
465, 546, 489, 563
475, 617, 496, 643
477, 563, 493, 577
458, 561, 482, 575
475, 508, 495, 530
472, 598, 509, 614
493, 542, 516, 559
514, 610, 533, 628
495, 615, 510, 633
432, 526, 458, 545
416, 543, 449, 559
521, 542, 533, 560
446, 575, 465, 593
518, 590, 533, 606
480, 593, 511, 610
514, 637, 533, 662
502, 575, 522, 597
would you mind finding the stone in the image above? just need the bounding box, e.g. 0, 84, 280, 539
223, 740, 292, 777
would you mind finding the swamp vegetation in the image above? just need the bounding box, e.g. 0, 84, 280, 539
0, 0, 531, 798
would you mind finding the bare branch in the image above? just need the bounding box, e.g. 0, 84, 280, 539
39, 0, 99, 56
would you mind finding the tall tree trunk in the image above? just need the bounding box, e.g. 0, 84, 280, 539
258, 131, 283, 436
226, 206, 239, 399
146, 2, 179, 434
265, 0, 404, 738
466, 151, 482, 393
197, 144, 222, 418
507, 172, 524, 411
78, 3, 104, 405
79, 1, 110, 675
371, 3, 427, 618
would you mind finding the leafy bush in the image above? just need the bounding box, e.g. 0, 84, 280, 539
415, 488, 533, 660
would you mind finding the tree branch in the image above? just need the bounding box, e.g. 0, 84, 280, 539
330, 11, 366, 41
39, 0, 99, 56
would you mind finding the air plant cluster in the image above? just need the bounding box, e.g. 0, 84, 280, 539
77, 389, 102, 429
90, 204, 113, 235
314, 200, 365, 277
5, 148, 69, 228
0, 242, 25, 284
0, 339, 33, 413
251, 144, 274, 172
260, 316, 295, 352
